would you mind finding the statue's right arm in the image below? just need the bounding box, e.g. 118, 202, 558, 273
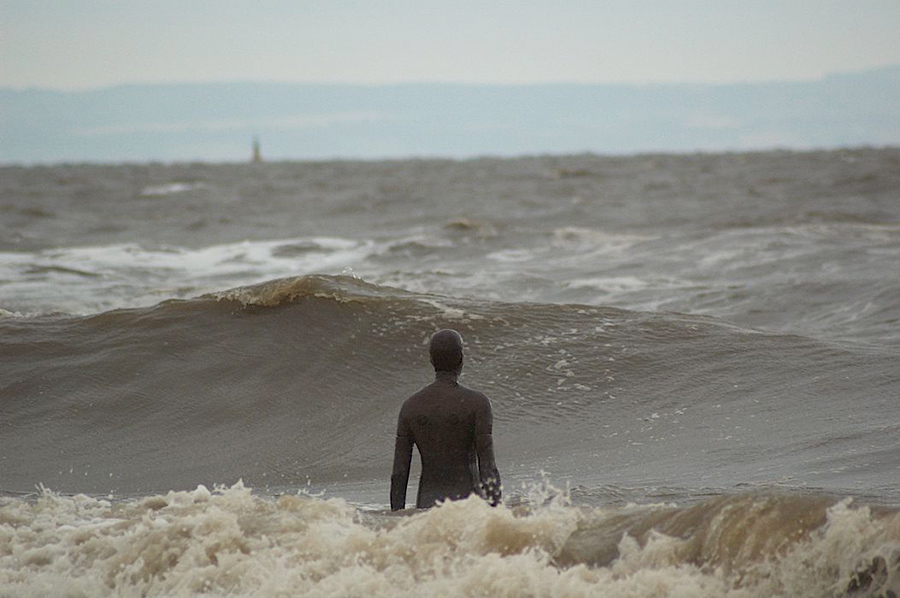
390, 409, 413, 511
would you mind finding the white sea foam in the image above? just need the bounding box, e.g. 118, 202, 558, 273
486, 248, 543, 263
551, 227, 654, 252
0, 238, 378, 314
567, 276, 654, 293
1, 484, 897, 598
140, 182, 210, 196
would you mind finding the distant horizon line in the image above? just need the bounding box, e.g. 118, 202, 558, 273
3, 145, 898, 169
3, 64, 899, 94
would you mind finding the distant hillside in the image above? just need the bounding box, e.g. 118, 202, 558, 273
2, 66, 899, 163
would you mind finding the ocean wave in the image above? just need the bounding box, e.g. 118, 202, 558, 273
1, 484, 897, 597
2, 275, 896, 501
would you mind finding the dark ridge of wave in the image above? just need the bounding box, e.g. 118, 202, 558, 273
1, 275, 897, 500
17, 206, 57, 219
23, 264, 101, 278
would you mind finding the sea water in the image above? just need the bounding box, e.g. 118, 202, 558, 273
1, 149, 899, 596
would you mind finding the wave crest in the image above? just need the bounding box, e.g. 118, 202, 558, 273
206, 274, 412, 307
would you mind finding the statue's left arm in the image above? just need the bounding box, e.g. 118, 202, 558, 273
474, 395, 501, 506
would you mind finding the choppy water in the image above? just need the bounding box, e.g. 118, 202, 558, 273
1, 148, 899, 596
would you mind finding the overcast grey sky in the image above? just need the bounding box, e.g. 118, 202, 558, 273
2, 0, 900, 89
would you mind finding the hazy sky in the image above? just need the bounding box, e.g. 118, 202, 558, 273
3, 0, 900, 90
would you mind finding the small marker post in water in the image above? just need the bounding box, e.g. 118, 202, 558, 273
251, 136, 262, 163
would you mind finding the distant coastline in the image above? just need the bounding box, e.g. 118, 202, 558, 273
2, 65, 899, 164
